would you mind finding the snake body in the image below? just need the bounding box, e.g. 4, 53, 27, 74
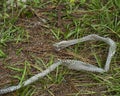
0, 34, 116, 95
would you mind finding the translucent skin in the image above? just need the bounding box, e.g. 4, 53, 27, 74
0, 34, 116, 95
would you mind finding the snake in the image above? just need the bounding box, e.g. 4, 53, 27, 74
0, 34, 116, 95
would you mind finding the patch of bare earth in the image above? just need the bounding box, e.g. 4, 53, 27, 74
0, 5, 108, 96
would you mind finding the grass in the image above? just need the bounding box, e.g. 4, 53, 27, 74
0, 0, 120, 96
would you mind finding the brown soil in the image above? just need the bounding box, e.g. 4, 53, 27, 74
0, 4, 108, 96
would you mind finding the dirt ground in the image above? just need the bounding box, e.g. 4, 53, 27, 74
0, 4, 109, 96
